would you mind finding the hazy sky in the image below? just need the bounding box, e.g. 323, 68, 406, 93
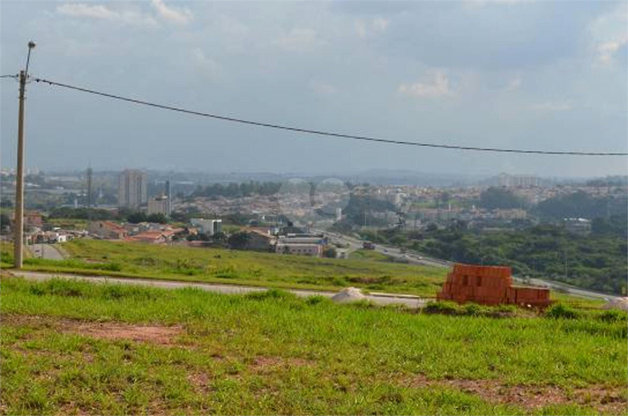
1, 0, 626, 176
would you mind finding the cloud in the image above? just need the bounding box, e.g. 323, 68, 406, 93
192, 48, 220, 80
372, 17, 389, 33
309, 81, 338, 95
597, 34, 628, 66
56, 4, 116, 19
466, 0, 536, 7
355, 20, 367, 39
150, 0, 193, 25
589, 3, 627, 66
505, 74, 522, 91
398, 70, 454, 98
531, 101, 573, 111
274, 28, 320, 52
56, 3, 158, 27
355, 17, 389, 38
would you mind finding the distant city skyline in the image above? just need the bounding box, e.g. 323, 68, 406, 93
1, 1, 626, 177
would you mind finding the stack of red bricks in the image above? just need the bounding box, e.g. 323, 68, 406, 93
437, 263, 551, 308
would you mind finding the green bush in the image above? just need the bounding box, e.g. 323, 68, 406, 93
597, 309, 628, 323
28, 278, 85, 298
495, 304, 517, 314
424, 301, 459, 315
545, 303, 581, 319
461, 303, 485, 316
1, 251, 12, 264
245, 289, 297, 302
305, 295, 332, 306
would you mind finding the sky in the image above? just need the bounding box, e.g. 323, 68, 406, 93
1, 0, 626, 177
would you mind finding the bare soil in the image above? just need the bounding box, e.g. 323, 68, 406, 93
407, 374, 627, 414
2, 314, 183, 345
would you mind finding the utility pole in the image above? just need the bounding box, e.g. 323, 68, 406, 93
86, 165, 93, 221
13, 41, 36, 269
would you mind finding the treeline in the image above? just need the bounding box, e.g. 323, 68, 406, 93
331, 196, 397, 231
361, 217, 627, 295
534, 191, 627, 221
48, 207, 168, 224
478, 187, 527, 210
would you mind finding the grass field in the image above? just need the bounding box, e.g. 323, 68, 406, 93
1, 277, 626, 415
4, 239, 447, 296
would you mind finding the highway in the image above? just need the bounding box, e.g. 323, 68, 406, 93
322, 230, 450, 268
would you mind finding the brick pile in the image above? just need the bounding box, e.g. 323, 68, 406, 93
437, 263, 551, 308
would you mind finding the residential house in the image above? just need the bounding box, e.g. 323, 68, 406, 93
88, 221, 128, 240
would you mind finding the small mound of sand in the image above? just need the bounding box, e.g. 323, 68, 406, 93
603, 297, 628, 311
331, 287, 366, 303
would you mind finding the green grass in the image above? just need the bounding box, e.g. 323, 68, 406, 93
1, 277, 626, 415
6, 239, 447, 297
349, 248, 392, 261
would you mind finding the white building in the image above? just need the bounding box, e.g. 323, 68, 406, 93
148, 196, 170, 216
190, 219, 222, 236
564, 218, 592, 235
275, 243, 323, 257
498, 173, 539, 188
118, 170, 147, 208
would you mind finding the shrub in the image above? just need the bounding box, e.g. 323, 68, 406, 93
545, 303, 580, 319
495, 304, 517, 314
245, 289, 297, 302
305, 295, 331, 306
597, 309, 628, 323
461, 303, 485, 316
30, 279, 85, 297
348, 299, 377, 309
424, 301, 459, 315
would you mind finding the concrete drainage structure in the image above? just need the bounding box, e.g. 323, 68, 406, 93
437, 264, 551, 308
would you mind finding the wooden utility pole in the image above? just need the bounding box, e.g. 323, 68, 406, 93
13, 41, 36, 269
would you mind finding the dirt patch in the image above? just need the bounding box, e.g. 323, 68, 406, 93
407, 374, 627, 414
74, 323, 182, 345
250, 356, 314, 372
2, 314, 182, 346
188, 372, 214, 394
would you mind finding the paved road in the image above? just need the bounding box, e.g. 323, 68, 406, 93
8, 271, 429, 309
522, 277, 618, 301
323, 230, 449, 268
29, 244, 65, 261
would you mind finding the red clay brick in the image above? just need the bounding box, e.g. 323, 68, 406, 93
436, 263, 551, 308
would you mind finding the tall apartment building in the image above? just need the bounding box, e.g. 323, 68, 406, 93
147, 196, 170, 216
498, 173, 539, 188
118, 170, 147, 208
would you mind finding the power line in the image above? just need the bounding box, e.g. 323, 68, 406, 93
32, 76, 627, 157
0, 74, 18, 79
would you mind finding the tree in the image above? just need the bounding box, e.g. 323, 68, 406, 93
323, 246, 337, 258
146, 213, 168, 224
228, 232, 250, 250
170, 212, 188, 223
479, 187, 525, 210
0, 213, 10, 234
127, 212, 148, 224
212, 231, 227, 245
425, 223, 439, 233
